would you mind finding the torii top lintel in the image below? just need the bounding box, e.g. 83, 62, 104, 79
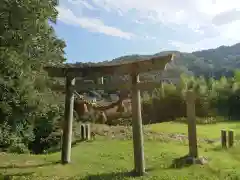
44, 54, 175, 78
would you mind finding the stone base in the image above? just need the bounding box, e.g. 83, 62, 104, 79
131, 170, 148, 177
185, 156, 208, 165
170, 155, 208, 168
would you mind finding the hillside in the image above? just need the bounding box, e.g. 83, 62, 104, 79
111, 43, 240, 80
71, 43, 240, 82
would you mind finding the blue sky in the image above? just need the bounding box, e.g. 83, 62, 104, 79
54, 0, 240, 63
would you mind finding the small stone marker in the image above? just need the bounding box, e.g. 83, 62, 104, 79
80, 123, 91, 141
221, 129, 227, 148
80, 124, 86, 140
85, 123, 91, 141
228, 130, 234, 148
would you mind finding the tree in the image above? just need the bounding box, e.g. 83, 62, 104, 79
0, 0, 66, 153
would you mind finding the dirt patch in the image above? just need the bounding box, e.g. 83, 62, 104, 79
90, 124, 220, 144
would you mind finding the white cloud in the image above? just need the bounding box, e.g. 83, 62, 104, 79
212, 9, 240, 26
59, 0, 240, 51
90, 0, 240, 25
169, 19, 240, 52
143, 35, 157, 40
170, 35, 240, 53
89, 0, 240, 50
90, 0, 206, 27
134, 20, 144, 24
68, 0, 96, 10
56, 6, 135, 39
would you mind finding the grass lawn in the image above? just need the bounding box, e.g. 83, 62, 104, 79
1, 122, 240, 180
148, 121, 240, 139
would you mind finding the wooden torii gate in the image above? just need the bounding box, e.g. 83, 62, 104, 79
44, 54, 174, 176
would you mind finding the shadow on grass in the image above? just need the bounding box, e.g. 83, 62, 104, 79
0, 160, 60, 170
211, 145, 225, 152
47, 139, 94, 154
0, 172, 34, 180
81, 171, 135, 180
71, 139, 95, 148
79, 168, 156, 180
169, 155, 194, 169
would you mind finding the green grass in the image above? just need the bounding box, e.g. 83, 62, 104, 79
1, 122, 240, 180
148, 121, 240, 139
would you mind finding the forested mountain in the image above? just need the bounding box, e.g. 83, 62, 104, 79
110, 43, 240, 80
72, 43, 240, 82
191, 44, 240, 77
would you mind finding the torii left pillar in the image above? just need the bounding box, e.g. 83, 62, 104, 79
61, 75, 75, 164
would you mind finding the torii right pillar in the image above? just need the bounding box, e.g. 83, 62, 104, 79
131, 72, 145, 176
186, 90, 198, 158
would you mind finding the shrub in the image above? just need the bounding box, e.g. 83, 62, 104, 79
141, 73, 240, 124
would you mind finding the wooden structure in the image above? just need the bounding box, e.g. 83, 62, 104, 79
221, 129, 227, 148
80, 123, 91, 141
221, 129, 234, 148
228, 130, 234, 148
186, 90, 198, 158
44, 54, 174, 176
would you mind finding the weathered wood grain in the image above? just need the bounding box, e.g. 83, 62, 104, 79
51, 81, 162, 91
44, 54, 174, 77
